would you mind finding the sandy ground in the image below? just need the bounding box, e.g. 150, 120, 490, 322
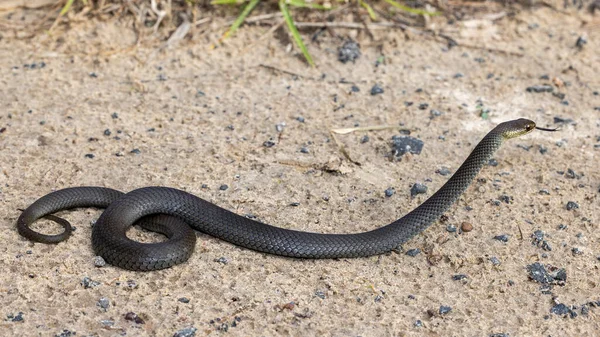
1, 5, 599, 337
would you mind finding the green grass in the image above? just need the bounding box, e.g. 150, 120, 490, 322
54, 0, 441, 67
216, 0, 440, 66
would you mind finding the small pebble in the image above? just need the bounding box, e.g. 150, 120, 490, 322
527, 262, 567, 285
350, 85, 360, 93
315, 290, 326, 299
296, 116, 305, 122
81, 277, 101, 289
488, 159, 498, 166
526, 85, 553, 93
418, 103, 429, 110
489, 257, 501, 266
571, 247, 583, 255
384, 187, 395, 197
566, 201, 579, 210
94, 256, 106, 267
219, 184, 228, 191
410, 183, 428, 197
550, 303, 571, 316
439, 306, 452, 315
10, 312, 24, 322
446, 224, 457, 233
214, 257, 228, 264
370, 84, 384, 96
84, 153, 95, 159
452, 274, 468, 281
338, 39, 361, 63
575, 35, 587, 49
493, 234, 509, 242
100, 319, 114, 327
430, 109, 443, 118
103, 129, 111, 136
178, 297, 190, 303
173, 327, 197, 337
130, 148, 141, 155
300, 147, 309, 154
360, 135, 369, 144
391, 136, 424, 157
124, 312, 145, 324
97, 297, 110, 311
263, 140, 275, 148
460, 222, 473, 232
405, 248, 421, 257
436, 167, 451, 176
414, 320, 423, 327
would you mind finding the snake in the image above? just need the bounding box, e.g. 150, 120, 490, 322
17, 118, 556, 271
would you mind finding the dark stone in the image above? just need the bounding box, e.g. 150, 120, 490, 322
410, 183, 427, 197
406, 248, 421, 257
124, 312, 145, 324
263, 140, 276, 147
97, 297, 110, 311
575, 35, 587, 49
219, 184, 228, 191
526, 85, 553, 93
370, 84, 384, 96
384, 187, 395, 197
214, 257, 228, 264
360, 135, 369, 144
452, 274, 468, 281
493, 234, 509, 242
566, 201, 579, 210
527, 262, 567, 286
81, 277, 101, 288
94, 256, 106, 267
178, 297, 190, 303
173, 327, 197, 337
436, 167, 451, 176
439, 306, 452, 315
550, 303, 570, 316
338, 40, 361, 63
391, 135, 424, 157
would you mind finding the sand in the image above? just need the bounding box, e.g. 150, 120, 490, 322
1, 5, 599, 337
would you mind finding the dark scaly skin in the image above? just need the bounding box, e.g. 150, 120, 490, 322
17, 119, 539, 271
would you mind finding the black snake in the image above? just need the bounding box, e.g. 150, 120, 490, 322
17, 118, 555, 271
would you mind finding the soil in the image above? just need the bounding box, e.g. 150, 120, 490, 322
1, 5, 599, 337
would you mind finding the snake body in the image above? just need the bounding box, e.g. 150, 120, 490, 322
17, 119, 544, 271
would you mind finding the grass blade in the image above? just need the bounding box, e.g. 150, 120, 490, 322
59, 0, 76, 16
279, 0, 314, 67
221, 0, 261, 39
286, 0, 331, 10
382, 0, 441, 16
359, 0, 377, 20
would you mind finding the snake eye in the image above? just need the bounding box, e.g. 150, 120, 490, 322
525, 123, 534, 131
